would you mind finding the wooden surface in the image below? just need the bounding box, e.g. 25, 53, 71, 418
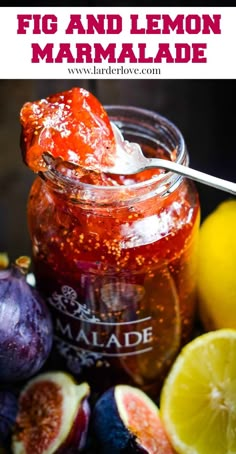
0, 79, 235, 261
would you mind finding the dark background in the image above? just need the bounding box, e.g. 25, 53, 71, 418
0, 79, 235, 261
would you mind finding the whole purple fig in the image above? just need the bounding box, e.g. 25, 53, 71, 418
0, 256, 53, 382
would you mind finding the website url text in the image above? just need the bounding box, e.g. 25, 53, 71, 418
67, 65, 161, 76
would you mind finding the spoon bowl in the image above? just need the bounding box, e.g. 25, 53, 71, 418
43, 123, 236, 196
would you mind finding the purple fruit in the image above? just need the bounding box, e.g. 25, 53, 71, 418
0, 257, 53, 382
0, 390, 18, 441
12, 371, 91, 454
93, 385, 175, 454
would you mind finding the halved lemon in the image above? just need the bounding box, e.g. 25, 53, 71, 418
160, 329, 236, 454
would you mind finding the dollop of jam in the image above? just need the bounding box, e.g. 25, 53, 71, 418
20, 87, 116, 174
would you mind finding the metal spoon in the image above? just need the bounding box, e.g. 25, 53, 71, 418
100, 124, 236, 196
105, 155, 236, 195
42, 124, 236, 196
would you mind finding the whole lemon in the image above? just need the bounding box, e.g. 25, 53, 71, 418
197, 199, 236, 330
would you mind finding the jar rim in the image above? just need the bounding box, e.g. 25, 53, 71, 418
43, 106, 188, 203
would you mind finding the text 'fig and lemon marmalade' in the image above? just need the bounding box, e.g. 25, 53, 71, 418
21, 89, 200, 396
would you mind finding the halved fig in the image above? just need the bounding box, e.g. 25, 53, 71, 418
12, 371, 90, 454
93, 384, 175, 454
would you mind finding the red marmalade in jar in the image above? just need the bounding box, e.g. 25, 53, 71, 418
21, 89, 200, 397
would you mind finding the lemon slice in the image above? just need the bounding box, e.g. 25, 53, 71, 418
160, 329, 236, 454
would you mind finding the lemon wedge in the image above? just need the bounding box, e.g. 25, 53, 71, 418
160, 329, 236, 454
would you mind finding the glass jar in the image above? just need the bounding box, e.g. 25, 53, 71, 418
27, 106, 200, 397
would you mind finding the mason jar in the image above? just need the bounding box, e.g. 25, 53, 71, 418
27, 106, 200, 397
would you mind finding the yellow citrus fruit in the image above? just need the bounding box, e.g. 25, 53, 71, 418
197, 199, 236, 330
160, 329, 236, 454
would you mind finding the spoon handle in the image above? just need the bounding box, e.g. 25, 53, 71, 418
148, 159, 236, 196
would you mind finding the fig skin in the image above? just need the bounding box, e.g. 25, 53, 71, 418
93, 387, 147, 454
12, 372, 91, 454
0, 390, 18, 441
55, 398, 90, 454
93, 385, 174, 454
0, 262, 53, 383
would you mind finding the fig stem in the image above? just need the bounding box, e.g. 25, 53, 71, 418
0, 253, 9, 270
15, 256, 31, 275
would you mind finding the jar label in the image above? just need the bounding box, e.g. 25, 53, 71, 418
48, 284, 153, 374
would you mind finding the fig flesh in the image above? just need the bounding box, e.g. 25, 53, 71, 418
93, 385, 174, 454
0, 257, 53, 382
12, 371, 90, 454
